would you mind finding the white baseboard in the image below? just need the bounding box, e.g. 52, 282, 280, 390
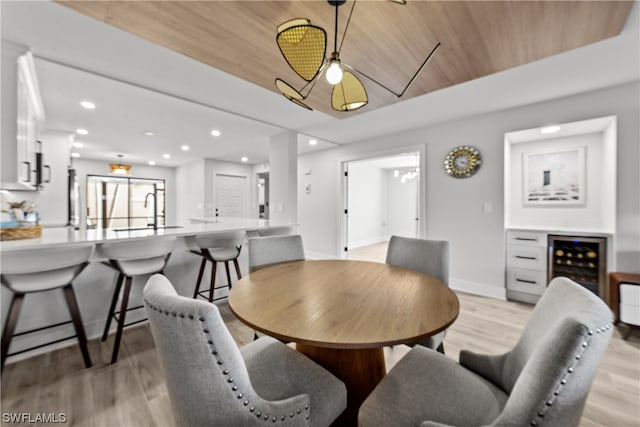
450, 277, 506, 300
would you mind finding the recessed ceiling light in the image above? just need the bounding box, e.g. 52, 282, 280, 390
144, 131, 155, 136
163, 154, 171, 159
71, 152, 80, 158
211, 129, 221, 137
241, 156, 248, 162
309, 139, 318, 146
148, 160, 156, 166
76, 128, 88, 135
541, 125, 561, 134
181, 145, 190, 151
80, 101, 96, 110
73, 142, 84, 148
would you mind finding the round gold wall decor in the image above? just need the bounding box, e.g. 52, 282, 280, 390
444, 146, 482, 178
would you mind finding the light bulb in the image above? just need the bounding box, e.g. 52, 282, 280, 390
326, 61, 343, 85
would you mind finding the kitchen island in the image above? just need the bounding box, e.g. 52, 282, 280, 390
0, 218, 295, 362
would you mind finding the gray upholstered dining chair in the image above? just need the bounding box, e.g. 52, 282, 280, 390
143, 274, 346, 427
386, 235, 450, 352
248, 234, 305, 273
359, 277, 614, 427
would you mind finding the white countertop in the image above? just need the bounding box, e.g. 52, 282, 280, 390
0, 217, 291, 252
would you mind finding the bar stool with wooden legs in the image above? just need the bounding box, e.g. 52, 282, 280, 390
187, 231, 245, 302
1, 245, 94, 371
98, 237, 176, 364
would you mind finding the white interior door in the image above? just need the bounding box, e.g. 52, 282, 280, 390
215, 174, 246, 218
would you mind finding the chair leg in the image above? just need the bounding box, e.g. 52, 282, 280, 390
623, 325, 634, 340
193, 258, 207, 299
111, 276, 133, 364
209, 261, 217, 303
224, 261, 232, 290
233, 258, 242, 281
63, 285, 92, 368
1, 293, 25, 372
436, 342, 445, 354
102, 273, 124, 342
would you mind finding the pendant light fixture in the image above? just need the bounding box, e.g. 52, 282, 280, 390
275, 0, 440, 112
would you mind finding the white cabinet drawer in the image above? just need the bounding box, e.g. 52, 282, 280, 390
620, 284, 640, 306
507, 245, 547, 270
620, 304, 640, 326
506, 269, 547, 296
506, 230, 547, 247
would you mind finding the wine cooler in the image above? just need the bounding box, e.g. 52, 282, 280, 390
548, 235, 607, 297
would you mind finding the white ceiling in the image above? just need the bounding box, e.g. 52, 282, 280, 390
1, 1, 638, 168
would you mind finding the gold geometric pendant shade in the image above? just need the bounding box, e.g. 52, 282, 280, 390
277, 19, 327, 82
275, 78, 313, 110
331, 71, 367, 111
275, 1, 436, 113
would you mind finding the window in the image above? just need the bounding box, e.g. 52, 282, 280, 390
86, 175, 165, 230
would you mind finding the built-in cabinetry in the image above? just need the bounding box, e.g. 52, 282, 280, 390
504, 116, 617, 304
1, 41, 45, 191
507, 229, 610, 304
506, 230, 548, 303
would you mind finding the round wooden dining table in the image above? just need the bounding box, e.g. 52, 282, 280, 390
229, 259, 460, 425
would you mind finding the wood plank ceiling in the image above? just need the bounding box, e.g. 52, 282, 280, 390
59, 1, 633, 118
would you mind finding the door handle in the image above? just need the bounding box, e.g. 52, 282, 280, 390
516, 278, 537, 284
43, 165, 51, 183
515, 255, 536, 260
22, 161, 31, 182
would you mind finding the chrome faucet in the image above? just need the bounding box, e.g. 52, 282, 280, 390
144, 184, 158, 231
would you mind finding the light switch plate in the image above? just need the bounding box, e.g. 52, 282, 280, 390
483, 201, 493, 214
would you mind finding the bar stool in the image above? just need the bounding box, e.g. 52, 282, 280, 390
1, 245, 93, 371
99, 237, 176, 364
187, 231, 245, 302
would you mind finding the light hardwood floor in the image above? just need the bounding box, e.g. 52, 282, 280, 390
1, 245, 638, 426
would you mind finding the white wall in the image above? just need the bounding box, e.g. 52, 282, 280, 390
347, 163, 387, 248
298, 81, 640, 298
175, 159, 205, 224
269, 131, 297, 225
507, 133, 607, 231
73, 158, 176, 226
387, 169, 418, 238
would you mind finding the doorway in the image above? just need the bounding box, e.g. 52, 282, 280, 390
215, 174, 247, 218
257, 172, 270, 219
341, 151, 422, 261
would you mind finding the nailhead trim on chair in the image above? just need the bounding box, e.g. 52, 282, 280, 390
529, 323, 612, 426
144, 299, 310, 424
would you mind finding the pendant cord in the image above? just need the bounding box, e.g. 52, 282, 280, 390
334, 3, 339, 53
338, 0, 357, 53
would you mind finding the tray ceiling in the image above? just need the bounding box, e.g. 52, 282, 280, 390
58, 1, 633, 118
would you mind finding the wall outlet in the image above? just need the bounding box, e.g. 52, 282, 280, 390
483, 201, 493, 214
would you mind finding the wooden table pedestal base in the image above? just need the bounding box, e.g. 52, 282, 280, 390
296, 344, 386, 426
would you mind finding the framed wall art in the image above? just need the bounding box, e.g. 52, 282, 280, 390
523, 146, 586, 206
